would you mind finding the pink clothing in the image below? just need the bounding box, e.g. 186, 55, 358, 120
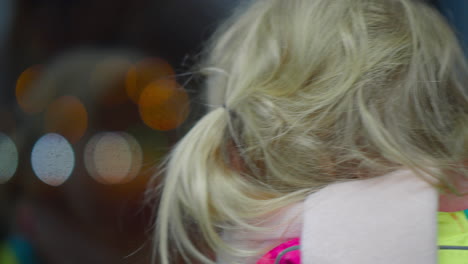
256, 238, 301, 264
217, 170, 438, 264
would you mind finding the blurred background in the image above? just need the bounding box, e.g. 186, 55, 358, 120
0, 0, 465, 263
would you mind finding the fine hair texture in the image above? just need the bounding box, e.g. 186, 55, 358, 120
152, 0, 468, 263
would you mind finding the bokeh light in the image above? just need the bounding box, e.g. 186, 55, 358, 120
138, 79, 190, 131
84, 132, 143, 185
15, 65, 48, 114
125, 58, 175, 104
31, 133, 75, 186
0, 133, 18, 183
44, 96, 88, 144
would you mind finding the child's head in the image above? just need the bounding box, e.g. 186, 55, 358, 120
153, 0, 468, 263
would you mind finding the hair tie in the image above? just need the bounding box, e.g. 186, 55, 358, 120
221, 104, 236, 118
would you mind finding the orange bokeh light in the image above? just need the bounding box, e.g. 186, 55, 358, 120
138, 79, 190, 131
126, 58, 175, 104
44, 96, 88, 144
16, 65, 47, 114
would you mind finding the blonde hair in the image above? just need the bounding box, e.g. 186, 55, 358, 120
152, 0, 468, 263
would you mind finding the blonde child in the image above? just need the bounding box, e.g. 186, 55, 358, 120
151, 0, 468, 263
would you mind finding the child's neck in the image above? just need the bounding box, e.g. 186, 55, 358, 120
439, 194, 468, 212
439, 172, 468, 212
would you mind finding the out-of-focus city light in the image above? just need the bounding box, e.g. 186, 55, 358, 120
0, 133, 18, 183
138, 79, 190, 131
44, 96, 88, 144
16, 65, 48, 114
125, 58, 175, 104
84, 132, 142, 184
31, 133, 75, 186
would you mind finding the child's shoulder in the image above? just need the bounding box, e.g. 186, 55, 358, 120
222, 170, 439, 263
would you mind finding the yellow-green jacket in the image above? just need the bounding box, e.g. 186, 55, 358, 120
438, 210, 468, 264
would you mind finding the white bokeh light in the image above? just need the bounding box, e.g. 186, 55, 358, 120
31, 133, 75, 186
0, 133, 18, 183
84, 132, 142, 184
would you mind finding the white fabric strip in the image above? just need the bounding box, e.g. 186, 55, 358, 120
301, 169, 438, 264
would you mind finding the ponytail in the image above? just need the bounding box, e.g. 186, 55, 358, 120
154, 107, 230, 264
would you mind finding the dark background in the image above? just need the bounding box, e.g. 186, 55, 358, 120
0, 0, 465, 263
